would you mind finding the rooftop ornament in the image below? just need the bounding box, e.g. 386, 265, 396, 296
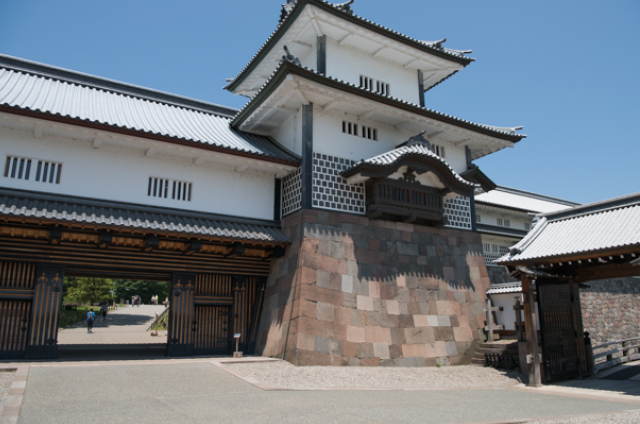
281, 0, 354, 22
397, 130, 432, 150
334, 0, 355, 14
282, 46, 302, 66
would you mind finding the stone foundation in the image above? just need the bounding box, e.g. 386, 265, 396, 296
580, 277, 640, 346
256, 209, 491, 366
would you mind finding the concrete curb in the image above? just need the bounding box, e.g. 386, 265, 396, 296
0, 367, 28, 424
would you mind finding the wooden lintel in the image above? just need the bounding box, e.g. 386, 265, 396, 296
184, 239, 202, 256
143, 236, 160, 252
98, 231, 113, 249
225, 242, 246, 259
49, 227, 62, 245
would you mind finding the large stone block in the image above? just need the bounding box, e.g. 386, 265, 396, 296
402, 343, 429, 357
347, 325, 366, 343
357, 295, 374, 311
404, 327, 435, 344
372, 342, 391, 359
316, 302, 335, 322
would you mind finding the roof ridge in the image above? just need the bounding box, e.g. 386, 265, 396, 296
0, 54, 238, 118
494, 185, 581, 206
543, 192, 640, 222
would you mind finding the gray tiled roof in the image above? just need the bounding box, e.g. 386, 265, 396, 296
486, 282, 522, 295
475, 186, 579, 214
0, 55, 298, 164
352, 143, 475, 189
498, 192, 640, 264
0, 188, 289, 244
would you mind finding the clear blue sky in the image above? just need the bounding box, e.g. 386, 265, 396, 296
1, 0, 638, 205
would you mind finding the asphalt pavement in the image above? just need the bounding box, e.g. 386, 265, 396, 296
1, 359, 637, 424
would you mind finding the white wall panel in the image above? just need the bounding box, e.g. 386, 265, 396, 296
326, 39, 420, 105
0, 126, 276, 221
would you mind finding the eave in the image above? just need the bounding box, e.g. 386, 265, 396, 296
461, 166, 497, 193
0, 105, 300, 168
232, 62, 524, 159
224, 0, 473, 95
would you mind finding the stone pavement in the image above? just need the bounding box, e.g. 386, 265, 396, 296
57, 305, 167, 345
1, 358, 639, 424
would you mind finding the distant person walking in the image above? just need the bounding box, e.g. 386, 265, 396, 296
101, 304, 108, 320
86, 309, 96, 333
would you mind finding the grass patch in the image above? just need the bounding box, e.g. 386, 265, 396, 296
58, 305, 101, 329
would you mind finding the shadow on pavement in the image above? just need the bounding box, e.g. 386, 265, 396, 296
56, 344, 168, 361
548, 362, 640, 397
90, 314, 155, 327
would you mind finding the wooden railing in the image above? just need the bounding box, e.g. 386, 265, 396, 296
366, 179, 444, 224
592, 337, 640, 373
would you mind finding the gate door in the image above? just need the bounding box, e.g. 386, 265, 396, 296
537, 279, 579, 381
0, 300, 31, 359
0, 262, 36, 359
194, 305, 231, 355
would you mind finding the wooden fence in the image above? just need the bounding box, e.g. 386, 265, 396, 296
593, 337, 640, 373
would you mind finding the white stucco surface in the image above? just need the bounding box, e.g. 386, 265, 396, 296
0, 126, 277, 221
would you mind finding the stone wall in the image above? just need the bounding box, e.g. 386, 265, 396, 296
256, 209, 491, 366
487, 265, 517, 285
580, 277, 640, 346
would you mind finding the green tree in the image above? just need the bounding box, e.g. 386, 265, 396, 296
113, 280, 171, 304
63, 277, 114, 305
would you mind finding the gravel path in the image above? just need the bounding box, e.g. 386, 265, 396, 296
0, 369, 15, 415
224, 361, 640, 422
224, 360, 525, 390
529, 411, 640, 424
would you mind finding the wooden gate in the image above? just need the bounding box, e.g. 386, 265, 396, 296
167, 272, 266, 357
194, 305, 231, 355
0, 261, 65, 359
537, 279, 579, 381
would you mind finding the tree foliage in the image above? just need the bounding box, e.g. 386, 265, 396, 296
113, 280, 171, 305
63, 277, 115, 305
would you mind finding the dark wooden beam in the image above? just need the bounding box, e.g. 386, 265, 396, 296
143, 236, 159, 253
265, 246, 286, 261
573, 261, 640, 283
184, 239, 202, 256
225, 243, 246, 259
49, 227, 62, 245
98, 231, 112, 249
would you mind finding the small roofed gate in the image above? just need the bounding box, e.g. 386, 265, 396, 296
0, 261, 64, 359
167, 272, 266, 357
537, 278, 586, 381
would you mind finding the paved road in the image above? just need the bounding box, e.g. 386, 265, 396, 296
57, 305, 167, 345
5, 360, 639, 424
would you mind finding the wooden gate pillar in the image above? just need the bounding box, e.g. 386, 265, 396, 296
167, 272, 195, 356
232, 276, 247, 351
25, 264, 65, 359
522, 275, 542, 387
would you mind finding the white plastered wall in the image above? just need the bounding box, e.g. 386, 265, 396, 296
0, 126, 276, 221
477, 207, 532, 232
325, 38, 421, 105
489, 292, 540, 331
270, 112, 301, 156
311, 107, 467, 174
